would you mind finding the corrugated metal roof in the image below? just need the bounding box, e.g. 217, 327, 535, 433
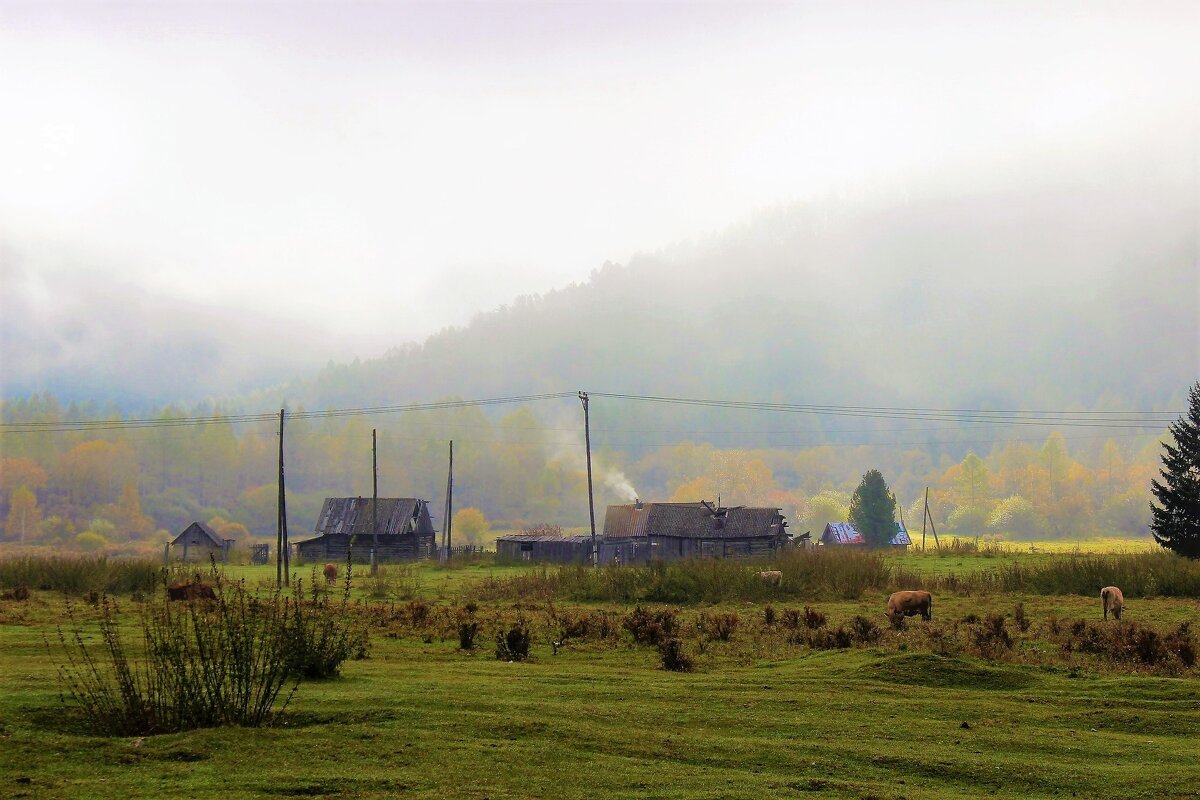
603, 502, 785, 540
821, 522, 864, 545
821, 521, 911, 547
314, 497, 424, 537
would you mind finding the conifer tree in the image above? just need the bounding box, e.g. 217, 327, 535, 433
1151, 382, 1200, 558
849, 469, 897, 547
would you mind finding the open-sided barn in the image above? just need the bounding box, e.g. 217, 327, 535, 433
495, 532, 593, 564
820, 521, 911, 548
295, 497, 436, 562
599, 500, 788, 564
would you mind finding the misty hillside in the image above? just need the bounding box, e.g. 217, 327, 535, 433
294, 165, 1196, 424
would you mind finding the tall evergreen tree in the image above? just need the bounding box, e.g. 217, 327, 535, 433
849, 469, 897, 548
1151, 382, 1200, 558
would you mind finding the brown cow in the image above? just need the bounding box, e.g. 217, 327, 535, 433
886, 590, 932, 626
756, 570, 783, 586
323, 563, 339, 585
166, 581, 217, 602
1101, 585, 1124, 620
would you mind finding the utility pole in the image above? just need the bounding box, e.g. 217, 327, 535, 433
441, 440, 453, 561
921, 487, 928, 552
579, 391, 597, 566
277, 408, 290, 588
371, 428, 378, 575
923, 487, 940, 551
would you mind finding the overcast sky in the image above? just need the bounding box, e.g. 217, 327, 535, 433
1, 1, 1196, 359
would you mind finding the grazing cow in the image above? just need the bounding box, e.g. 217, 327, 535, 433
323, 563, 339, 585
756, 570, 783, 586
166, 581, 217, 602
1101, 586, 1124, 620
886, 590, 933, 625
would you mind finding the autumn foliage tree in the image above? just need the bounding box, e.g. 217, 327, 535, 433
5, 486, 42, 543
1151, 382, 1200, 558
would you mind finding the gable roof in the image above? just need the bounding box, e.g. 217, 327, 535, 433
821, 522, 863, 545
313, 497, 426, 537
172, 521, 224, 548
603, 502, 786, 539
821, 521, 911, 547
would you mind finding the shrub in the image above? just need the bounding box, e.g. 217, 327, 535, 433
1165, 623, 1197, 668
458, 621, 479, 650
849, 615, 881, 645
496, 619, 532, 661
780, 608, 802, 630
623, 606, 678, 646
1014, 603, 1030, 633
658, 637, 695, 672
287, 580, 367, 679
970, 613, 1014, 656
700, 612, 739, 642
763, 605, 776, 626
400, 600, 433, 629
53, 581, 324, 735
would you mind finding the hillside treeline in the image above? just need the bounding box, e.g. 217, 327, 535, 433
0, 392, 1163, 551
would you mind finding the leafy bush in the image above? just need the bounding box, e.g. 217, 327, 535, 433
623, 606, 679, 645
658, 637, 695, 672
849, 615, 881, 645
1059, 619, 1197, 669
969, 614, 1014, 656
458, 621, 479, 650
803, 606, 827, 630
495, 619, 532, 661
288, 580, 367, 679
699, 611, 738, 642
1014, 603, 1030, 633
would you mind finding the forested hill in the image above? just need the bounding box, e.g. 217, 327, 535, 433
291, 166, 1195, 422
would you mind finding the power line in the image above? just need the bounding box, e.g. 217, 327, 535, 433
0, 392, 576, 433
0, 389, 1179, 435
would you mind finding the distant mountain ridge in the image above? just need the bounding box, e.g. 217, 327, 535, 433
289, 172, 1196, 420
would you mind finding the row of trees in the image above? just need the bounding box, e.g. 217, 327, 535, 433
843, 382, 1200, 558
0, 390, 1175, 550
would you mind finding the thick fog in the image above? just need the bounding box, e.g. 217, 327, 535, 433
0, 1, 1196, 405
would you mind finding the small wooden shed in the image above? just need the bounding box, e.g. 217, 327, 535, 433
172, 521, 233, 562
495, 533, 593, 564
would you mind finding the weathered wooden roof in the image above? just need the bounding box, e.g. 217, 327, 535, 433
172, 521, 225, 548
821, 522, 910, 547
497, 533, 593, 544
314, 497, 426, 537
603, 502, 785, 539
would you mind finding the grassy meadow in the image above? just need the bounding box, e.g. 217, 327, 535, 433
2, 542, 1200, 799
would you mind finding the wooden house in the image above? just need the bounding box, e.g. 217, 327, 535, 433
495, 532, 593, 564
172, 521, 233, 562
820, 521, 911, 548
295, 497, 436, 562
599, 500, 788, 564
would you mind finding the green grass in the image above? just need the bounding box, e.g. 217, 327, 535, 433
3, 552, 1200, 799
3, 600, 1199, 799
